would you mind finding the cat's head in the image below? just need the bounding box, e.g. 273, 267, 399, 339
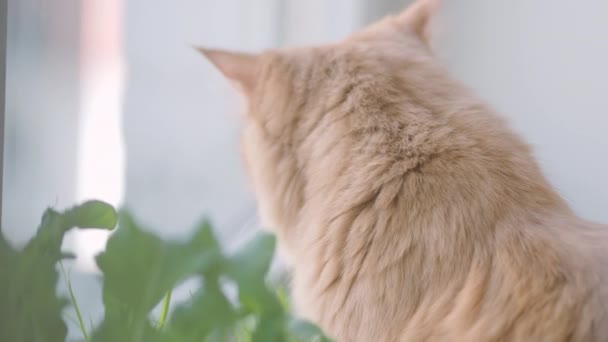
198, 0, 441, 235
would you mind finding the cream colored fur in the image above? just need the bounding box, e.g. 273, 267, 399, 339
199, 0, 608, 340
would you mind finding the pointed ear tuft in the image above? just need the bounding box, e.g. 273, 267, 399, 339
196, 47, 260, 94
396, 0, 441, 41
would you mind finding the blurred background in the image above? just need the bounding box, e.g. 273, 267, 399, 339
2, 0, 607, 338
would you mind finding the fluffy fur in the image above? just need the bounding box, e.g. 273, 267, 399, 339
200, 0, 608, 340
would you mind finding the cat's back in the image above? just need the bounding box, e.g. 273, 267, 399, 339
412, 213, 608, 342
499, 214, 608, 341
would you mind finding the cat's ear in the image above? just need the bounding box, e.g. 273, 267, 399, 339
395, 0, 441, 42
197, 47, 260, 94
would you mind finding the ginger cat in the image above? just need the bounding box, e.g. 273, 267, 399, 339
198, 0, 608, 340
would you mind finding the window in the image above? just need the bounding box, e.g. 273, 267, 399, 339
3, 0, 607, 338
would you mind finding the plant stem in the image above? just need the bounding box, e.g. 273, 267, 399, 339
156, 290, 172, 330
59, 262, 90, 342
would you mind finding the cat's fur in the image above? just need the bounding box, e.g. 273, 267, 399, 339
199, 0, 608, 340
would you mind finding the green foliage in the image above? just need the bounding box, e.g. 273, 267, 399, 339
0, 201, 117, 342
0, 201, 331, 342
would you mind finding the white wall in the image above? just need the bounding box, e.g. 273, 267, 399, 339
280, 0, 364, 45
435, 0, 608, 222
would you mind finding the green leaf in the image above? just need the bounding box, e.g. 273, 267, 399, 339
168, 275, 237, 341
64, 200, 118, 230
95, 212, 223, 340
225, 233, 276, 283
0, 232, 16, 258
251, 315, 286, 342
1, 200, 334, 342
1, 211, 68, 342
0, 201, 116, 342
288, 319, 333, 342
92, 316, 166, 342
224, 233, 283, 317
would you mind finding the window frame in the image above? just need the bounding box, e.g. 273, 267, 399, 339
0, 0, 7, 224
